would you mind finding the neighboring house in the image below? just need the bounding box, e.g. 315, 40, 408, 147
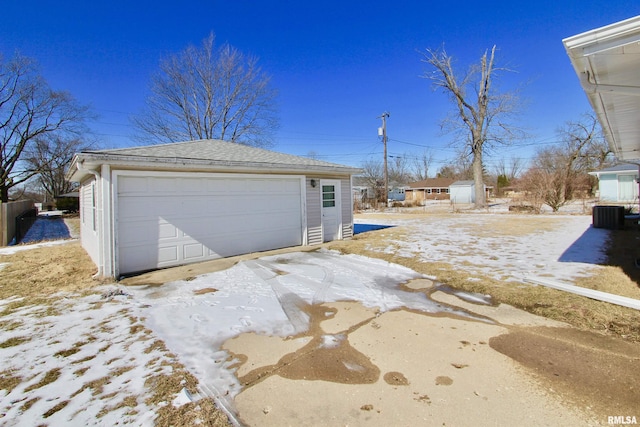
449, 181, 492, 204
388, 187, 406, 202
68, 139, 361, 278
589, 164, 639, 203
405, 178, 454, 203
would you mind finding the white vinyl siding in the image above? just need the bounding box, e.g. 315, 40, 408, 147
80, 177, 100, 267
306, 178, 322, 245
341, 178, 353, 239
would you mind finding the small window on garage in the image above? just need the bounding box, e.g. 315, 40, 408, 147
322, 185, 335, 207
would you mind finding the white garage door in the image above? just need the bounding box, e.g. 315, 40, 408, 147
116, 173, 303, 274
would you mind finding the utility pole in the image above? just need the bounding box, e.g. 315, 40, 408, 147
378, 112, 390, 207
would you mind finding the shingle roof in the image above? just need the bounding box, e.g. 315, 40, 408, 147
70, 139, 361, 180
591, 164, 639, 173
408, 178, 455, 189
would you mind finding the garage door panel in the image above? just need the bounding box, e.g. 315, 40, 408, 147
152, 177, 178, 193
183, 243, 204, 260
158, 222, 179, 240
117, 174, 303, 274
119, 176, 149, 194
158, 246, 179, 264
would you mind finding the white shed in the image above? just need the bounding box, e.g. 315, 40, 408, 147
449, 181, 476, 204
68, 139, 361, 278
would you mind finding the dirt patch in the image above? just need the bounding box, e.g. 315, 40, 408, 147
490, 326, 640, 419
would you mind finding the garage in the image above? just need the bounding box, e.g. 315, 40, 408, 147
68, 139, 361, 278
116, 172, 304, 274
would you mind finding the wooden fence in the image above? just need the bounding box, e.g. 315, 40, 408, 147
0, 200, 35, 246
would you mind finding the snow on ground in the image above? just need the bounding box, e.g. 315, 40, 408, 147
0, 209, 611, 424
0, 239, 75, 256
124, 250, 484, 415
0, 292, 175, 426
355, 212, 608, 283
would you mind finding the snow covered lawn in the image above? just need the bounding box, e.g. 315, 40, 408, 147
354, 212, 608, 283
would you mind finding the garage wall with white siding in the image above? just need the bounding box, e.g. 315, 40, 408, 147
79, 177, 100, 267
341, 178, 354, 239
305, 177, 322, 245
305, 176, 353, 246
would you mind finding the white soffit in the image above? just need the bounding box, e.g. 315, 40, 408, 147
563, 15, 640, 161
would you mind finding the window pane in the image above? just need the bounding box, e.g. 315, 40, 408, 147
323, 200, 335, 207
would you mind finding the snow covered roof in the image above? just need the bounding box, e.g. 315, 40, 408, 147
69, 139, 361, 181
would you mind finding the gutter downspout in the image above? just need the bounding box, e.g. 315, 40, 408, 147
76, 161, 104, 278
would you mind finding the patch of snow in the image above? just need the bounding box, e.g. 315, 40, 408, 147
172, 387, 194, 407
0, 293, 176, 426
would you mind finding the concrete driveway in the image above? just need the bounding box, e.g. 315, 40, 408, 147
124, 249, 595, 426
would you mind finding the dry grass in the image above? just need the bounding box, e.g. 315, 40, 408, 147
0, 241, 103, 300
24, 368, 62, 392
0, 369, 22, 394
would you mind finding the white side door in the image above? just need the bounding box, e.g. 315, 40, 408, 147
321, 180, 341, 242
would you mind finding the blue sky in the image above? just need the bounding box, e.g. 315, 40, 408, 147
2, 1, 639, 172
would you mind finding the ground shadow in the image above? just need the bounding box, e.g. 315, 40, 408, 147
558, 224, 609, 264
19, 217, 70, 244
353, 224, 394, 235
604, 222, 640, 285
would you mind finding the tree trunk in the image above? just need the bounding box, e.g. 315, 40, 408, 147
472, 149, 486, 208
0, 185, 8, 203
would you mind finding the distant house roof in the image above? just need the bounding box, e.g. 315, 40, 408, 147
69, 139, 362, 181
408, 178, 455, 189
589, 164, 639, 176
450, 180, 475, 187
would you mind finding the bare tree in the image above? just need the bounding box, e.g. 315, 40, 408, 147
22, 134, 96, 198
520, 113, 610, 212
412, 149, 435, 181
0, 52, 90, 202
494, 156, 522, 180
493, 156, 523, 195
388, 155, 412, 185
133, 33, 279, 147
421, 45, 523, 208
360, 159, 385, 202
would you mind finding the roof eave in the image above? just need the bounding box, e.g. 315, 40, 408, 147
68, 153, 362, 182
563, 16, 640, 161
